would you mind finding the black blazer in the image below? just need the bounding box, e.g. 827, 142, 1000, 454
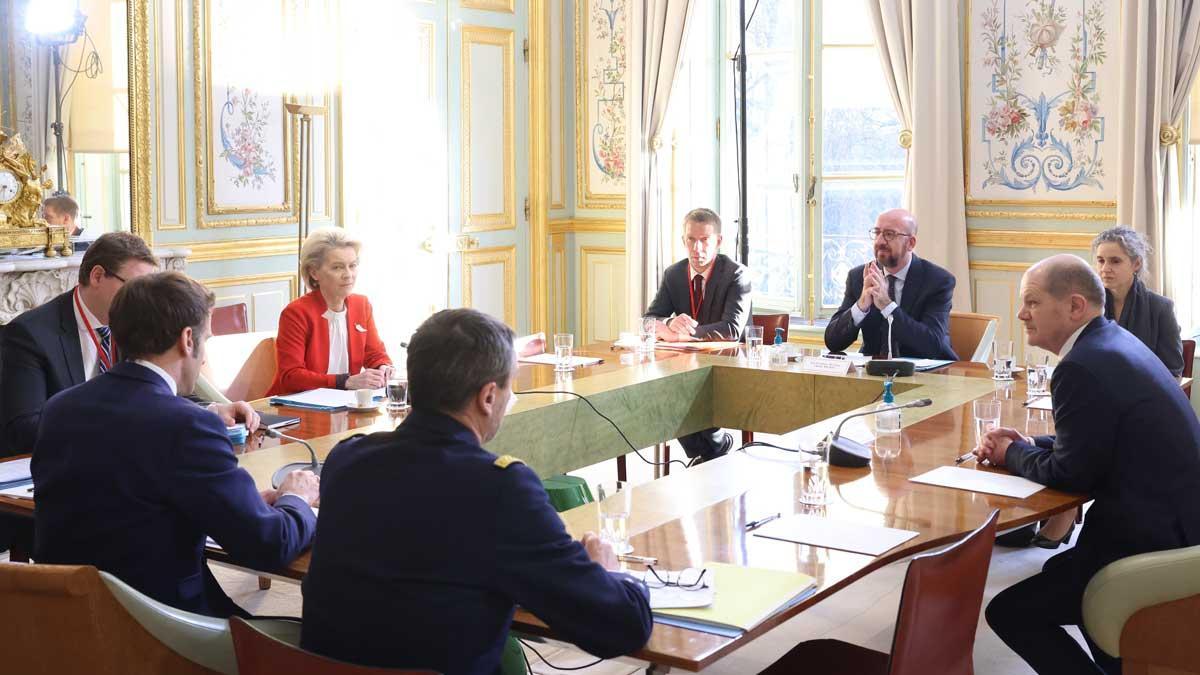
1004, 317, 1200, 579
0, 290, 85, 457
824, 254, 958, 360
1105, 278, 1184, 377
644, 254, 752, 340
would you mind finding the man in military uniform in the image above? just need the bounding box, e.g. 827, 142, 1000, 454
301, 308, 653, 674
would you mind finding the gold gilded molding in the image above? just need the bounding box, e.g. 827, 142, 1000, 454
202, 270, 298, 303
552, 233, 567, 334
548, 217, 625, 234
966, 209, 1116, 222
550, 0, 566, 210
3, 1, 13, 132
579, 245, 625, 345
574, 0, 625, 210
184, 237, 299, 263
528, 2, 550, 336
154, 0, 187, 231
462, 246, 517, 327
461, 25, 516, 233
462, 0, 515, 13
969, 261, 1033, 272
129, 0, 153, 242
967, 229, 1095, 250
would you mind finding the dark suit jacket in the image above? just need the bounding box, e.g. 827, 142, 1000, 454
1004, 317, 1200, 579
644, 254, 752, 340
1, 290, 85, 457
1105, 278, 1184, 376
301, 409, 653, 674
32, 361, 317, 617
824, 254, 958, 360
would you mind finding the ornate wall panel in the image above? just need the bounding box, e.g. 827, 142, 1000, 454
461, 25, 515, 232
574, 0, 627, 210
463, 245, 517, 327
579, 245, 625, 344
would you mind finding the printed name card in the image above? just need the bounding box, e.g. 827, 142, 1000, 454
799, 356, 852, 375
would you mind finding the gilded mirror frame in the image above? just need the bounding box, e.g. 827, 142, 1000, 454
127, 0, 152, 242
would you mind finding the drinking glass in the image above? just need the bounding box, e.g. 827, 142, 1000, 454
1025, 408, 1052, 437
745, 325, 765, 363
1025, 356, 1051, 398
639, 317, 658, 353
553, 333, 574, 371
799, 457, 829, 505
596, 481, 633, 554
992, 340, 1014, 380
386, 375, 409, 412
973, 398, 1002, 448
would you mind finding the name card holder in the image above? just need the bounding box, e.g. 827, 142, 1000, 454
799, 356, 853, 375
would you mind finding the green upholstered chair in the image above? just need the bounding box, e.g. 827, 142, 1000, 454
541, 475, 594, 513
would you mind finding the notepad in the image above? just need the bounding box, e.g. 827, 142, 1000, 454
269, 388, 382, 411
517, 353, 602, 367
652, 562, 816, 637
0, 457, 32, 488
910, 465, 1045, 499
894, 357, 955, 371
1024, 396, 1053, 411
0, 481, 33, 499
752, 514, 920, 556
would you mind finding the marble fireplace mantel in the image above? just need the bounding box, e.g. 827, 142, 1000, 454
0, 247, 190, 324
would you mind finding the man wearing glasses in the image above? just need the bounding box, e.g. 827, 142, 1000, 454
824, 208, 959, 360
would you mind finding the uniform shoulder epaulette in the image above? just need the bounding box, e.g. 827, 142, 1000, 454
493, 455, 525, 469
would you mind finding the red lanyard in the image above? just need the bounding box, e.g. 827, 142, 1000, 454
688, 271, 703, 317
74, 287, 115, 370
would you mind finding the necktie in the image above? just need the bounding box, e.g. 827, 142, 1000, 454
887, 274, 898, 305
96, 325, 112, 374
691, 274, 704, 317
879, 275, 899, 358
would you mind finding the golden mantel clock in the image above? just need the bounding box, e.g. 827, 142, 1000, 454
0, 131, 71, 257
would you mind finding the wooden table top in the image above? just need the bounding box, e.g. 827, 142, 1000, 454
6, 345, 1172, 671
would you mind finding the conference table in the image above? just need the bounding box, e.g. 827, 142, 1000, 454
1, 344, 1101, 672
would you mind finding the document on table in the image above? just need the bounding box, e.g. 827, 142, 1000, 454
269, 388, 382, 411
0, 482, 34, 499
0, 457, 32, 487
894, 357, 956, 372
910, 465, 1045, 499
1024, 396, 1053, 411
517, 353, 602, 367
752, 514, 920, 556
633, 569, 715, 610
652, 563, 816, 637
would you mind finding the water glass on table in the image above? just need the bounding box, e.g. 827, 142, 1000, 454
799, 456, 829, 505
973, 398, 1002, 448
639, 317, 658, 353
991, 340, 1015, 380
596, 481, 633, 554
386, 374, 409, 412
745, 325, 765, 363
1025, 355, 1051, 399
553, 333, 574, 371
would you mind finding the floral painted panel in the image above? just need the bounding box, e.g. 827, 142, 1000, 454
206, 0, 290, 214
576, 0, 627, 209
967, 0, 1118, 204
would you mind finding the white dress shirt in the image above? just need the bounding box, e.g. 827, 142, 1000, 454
133, 359, 178, 395
324, 307, 349, 375
1057, 322, 1089, 359
73, 289, 104, 381
851, 255, 913, 326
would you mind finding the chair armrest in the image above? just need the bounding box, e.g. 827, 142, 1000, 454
1082, 544, 1200, 657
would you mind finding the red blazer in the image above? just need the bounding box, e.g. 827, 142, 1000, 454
268, 291, 391, 396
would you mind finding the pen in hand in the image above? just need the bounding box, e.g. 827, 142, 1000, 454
955, 451, 976, 465
746, 513, 781, 531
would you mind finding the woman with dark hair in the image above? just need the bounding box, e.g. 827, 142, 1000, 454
1092, 226, 1184, 376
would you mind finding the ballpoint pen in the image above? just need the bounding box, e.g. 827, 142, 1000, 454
955, 451, 976, 464
745, 513, 781, 531
617, 553, 657, 565
1022, 394, 1050, 407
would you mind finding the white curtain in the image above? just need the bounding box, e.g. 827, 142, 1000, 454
627, 0, 694, 328
867, 0, 972, 311
1116, 0, 1200, 298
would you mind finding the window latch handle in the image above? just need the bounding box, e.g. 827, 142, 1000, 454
806, 176, 817, 206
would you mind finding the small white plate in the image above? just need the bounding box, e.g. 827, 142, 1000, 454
346, 402, 381, 412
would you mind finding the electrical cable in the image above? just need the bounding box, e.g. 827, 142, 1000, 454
514, 390, 690, 471
517, 639, 604, 672
58, 29, 103, 103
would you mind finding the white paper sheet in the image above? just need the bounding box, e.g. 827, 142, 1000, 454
752, 514, 920, 556
910, 465, 1045, 499
1024, 396, 1053, 411
270, 388, 382, 409
0, 457, 31, 485
517, 353, 602, 367
0, 482, 34, 499
635, 569, 715, 609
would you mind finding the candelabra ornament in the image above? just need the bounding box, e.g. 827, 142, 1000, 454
284, 102, 326, 294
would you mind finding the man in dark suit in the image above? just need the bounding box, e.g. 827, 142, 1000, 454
0, 232, 159, 458
644, 207, 752, 462
977, 255, 1200, 675
302, 308, 653, 674
32, 272, 319, 618
824, 209, 958, 360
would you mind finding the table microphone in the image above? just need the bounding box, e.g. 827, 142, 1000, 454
267, 428, 322, 489
826, 398, 933, 468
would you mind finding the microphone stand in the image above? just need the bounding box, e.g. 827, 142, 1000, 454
267, 428, 322, 489
826, 398, 932, 468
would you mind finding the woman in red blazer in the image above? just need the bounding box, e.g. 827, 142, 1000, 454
268, 229, 391, 396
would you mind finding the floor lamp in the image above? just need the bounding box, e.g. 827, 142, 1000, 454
284, 102, 326, 294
